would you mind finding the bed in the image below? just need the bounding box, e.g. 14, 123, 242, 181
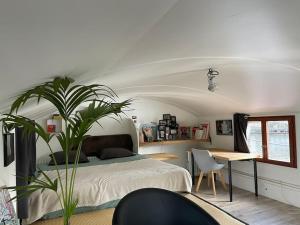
26, 134, 192, 224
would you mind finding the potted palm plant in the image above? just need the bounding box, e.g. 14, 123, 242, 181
1, 77, 131, 225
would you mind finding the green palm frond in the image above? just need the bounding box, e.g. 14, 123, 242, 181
65, 84, 117, 116
70, 99, 131, 138
5, 172, 58, 202
1, 114, 53, 143
1, 76, 131, 225
10, 77, 119, 119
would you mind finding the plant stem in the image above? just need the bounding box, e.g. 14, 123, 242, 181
65, 120, 70, 221
46, 142, 65, 205
69, 142, 82, 200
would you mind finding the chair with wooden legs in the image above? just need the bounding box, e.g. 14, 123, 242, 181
192, 149, 227, 195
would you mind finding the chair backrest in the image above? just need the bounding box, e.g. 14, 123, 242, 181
112, 188, 219, 225
192, 149, 219, 172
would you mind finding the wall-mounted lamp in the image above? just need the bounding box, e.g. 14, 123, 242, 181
207, 68, 220, 92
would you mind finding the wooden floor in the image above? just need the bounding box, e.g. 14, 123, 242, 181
192, 179, 300, 225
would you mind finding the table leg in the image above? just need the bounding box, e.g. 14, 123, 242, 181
254, 159, 258, 197
228, 161, 232, 202
191, 153, 195, 185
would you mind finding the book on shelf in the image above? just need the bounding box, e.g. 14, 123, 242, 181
199, 122, 210, 140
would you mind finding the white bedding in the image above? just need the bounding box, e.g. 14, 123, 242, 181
26, 158, 192, 224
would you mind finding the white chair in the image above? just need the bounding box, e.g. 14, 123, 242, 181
192, 149, 227, 195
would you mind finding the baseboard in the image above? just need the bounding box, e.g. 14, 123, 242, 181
224, 169, 300, 208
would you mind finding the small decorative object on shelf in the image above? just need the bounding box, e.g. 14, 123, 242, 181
194, 128, 204, 140
199, 122, 210, 140
159, 120, 167, 126
179, 126, 191, 139
158, 124, 166, 139
159, 129, 165, 139
170, 129, 177, 140
165, 126, 170, 135
158, 114, 179, 140
46, 114, 62, 133
171, 116, 177, 127
163, 114, 171, 120
143, 127, 153, 142
192, 127, 199, 138
142, 122, 158, 142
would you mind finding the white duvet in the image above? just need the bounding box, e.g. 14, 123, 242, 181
26, 158, 192, 224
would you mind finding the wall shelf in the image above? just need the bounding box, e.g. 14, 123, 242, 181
139, 139, 210, 147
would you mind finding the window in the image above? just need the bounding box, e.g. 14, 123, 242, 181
247, 116, 297, 168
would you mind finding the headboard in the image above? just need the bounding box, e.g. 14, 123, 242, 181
81, 134, 133, 156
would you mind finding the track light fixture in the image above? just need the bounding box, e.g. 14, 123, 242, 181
207, 68, 220, 92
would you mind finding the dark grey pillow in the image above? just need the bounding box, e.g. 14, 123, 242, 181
97, 147, 134, 160
49, 151, 89, 165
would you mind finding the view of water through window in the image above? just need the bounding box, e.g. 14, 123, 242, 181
267, 121, 290, 162
247, 121, 290, 162
247, 121, 263, 157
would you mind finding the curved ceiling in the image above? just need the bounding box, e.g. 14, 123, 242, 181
1, 0, 300, 116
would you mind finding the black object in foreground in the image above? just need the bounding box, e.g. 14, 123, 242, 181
113, 188, 220, 225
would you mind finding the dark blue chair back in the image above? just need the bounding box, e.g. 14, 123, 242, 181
112, 188, 220, 225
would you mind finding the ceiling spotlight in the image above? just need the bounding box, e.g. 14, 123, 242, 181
207, 68, 220, 92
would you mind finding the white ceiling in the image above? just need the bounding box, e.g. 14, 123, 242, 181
1, 0, 300, 116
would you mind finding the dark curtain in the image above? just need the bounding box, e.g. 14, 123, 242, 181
15, 127, 36, 219
233, 113, 250, 153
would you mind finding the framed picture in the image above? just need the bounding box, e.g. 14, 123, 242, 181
199, 122, 210, 140
216, 120, 233, 135
165, 127, 170, 134
159, 120, 167, 126
170, 129, 177, 135
0, 187, 19, 225
3, 134, 14, 167
159, 130, 165, 139
142, 127, 153, 142
158, 125, 166, 131
166, 119, 171, 126
163, 114, 171, 120
179, 127, 191, 139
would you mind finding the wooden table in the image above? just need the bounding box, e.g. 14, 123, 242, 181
190, 148, 259, 202
144, 153, 179, 161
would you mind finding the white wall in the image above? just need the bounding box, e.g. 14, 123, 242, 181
200, 113, 300, 208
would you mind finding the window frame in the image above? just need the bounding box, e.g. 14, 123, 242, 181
247, 115, 297, 168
